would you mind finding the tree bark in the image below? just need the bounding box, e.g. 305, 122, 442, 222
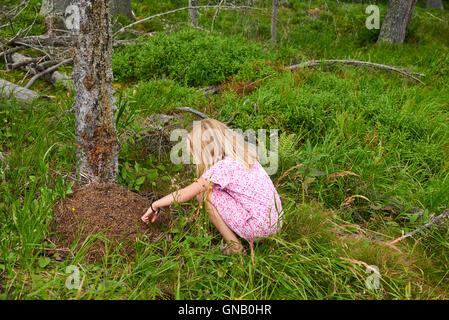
72, 0, 119, 184
189, 0, 199, 27
271, 0, 279, 45
377, 0, 417, 44
426, 0, 444, 9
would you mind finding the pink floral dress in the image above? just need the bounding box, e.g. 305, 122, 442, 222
201, 157, 283, 241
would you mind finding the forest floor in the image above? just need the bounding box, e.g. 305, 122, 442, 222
1, 0, 449, 299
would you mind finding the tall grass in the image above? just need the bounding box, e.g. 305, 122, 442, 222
1, 0, 449, 299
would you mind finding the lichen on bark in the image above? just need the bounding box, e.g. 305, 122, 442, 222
72, 0, 119, 184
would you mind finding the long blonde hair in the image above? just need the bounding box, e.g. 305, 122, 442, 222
187, 119, 258, 177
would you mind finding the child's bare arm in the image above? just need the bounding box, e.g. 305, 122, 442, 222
141, 177, 212, 223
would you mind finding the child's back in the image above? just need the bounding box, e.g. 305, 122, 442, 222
202, 157, 283, 241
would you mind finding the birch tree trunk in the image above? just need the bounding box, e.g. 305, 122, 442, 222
271, 0, 279, 45
40, 0, 134, 32
189, 0, 199, 27
377, 0, 417, 44
72, 0, 119, 184
426, 0, 444, 9
110, 0, 135, 20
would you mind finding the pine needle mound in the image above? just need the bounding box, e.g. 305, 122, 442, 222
52, 183, 169, 262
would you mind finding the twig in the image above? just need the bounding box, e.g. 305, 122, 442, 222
1, 35, 73, 47
113, 5, 264, 38
13, 41, 52, 58
0, 45, 24, 61
25, 58, 72, 89
390, 209, 449, 245
21, 6, 39, 38
0, 1, 29, 30
211, 0, 225, 32
175, 107, 208, 119
289, 59, 425, 84
426, 12, 445, 23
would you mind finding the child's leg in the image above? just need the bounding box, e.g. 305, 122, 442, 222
197, 192, 243, 253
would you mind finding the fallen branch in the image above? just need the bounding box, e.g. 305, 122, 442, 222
1, 35, 73, 47
10, 52, 74, 91
113, 5, 264, 38
0, 78, 39, 103
0, 45, 25, 60
175, 107, 208, 119
211, 0, 226, 32
25, 58, 72, 89
289, 59, 425, 84
7, 55, 43, 70
390, 209, 449, 245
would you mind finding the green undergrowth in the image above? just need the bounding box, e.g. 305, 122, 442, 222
1, 0, 449, 299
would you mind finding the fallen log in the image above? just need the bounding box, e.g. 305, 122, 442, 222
25, 58, 72, 89
390, 209, 449, 244
289, 59, 425, 84
10, 52, 74, 91
0, 78, 40, 104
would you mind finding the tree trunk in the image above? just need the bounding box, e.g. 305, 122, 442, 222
377, 0, 417, 44
40, 0, 134, 32
40, 0, 72, 31
426, 0, 444, 9
189, 0, 199, 27
72, 0, 119, 184
271, 0, 279, 45
110, 0, 135, 20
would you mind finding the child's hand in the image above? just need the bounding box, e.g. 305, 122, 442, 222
141, 206, 158, 224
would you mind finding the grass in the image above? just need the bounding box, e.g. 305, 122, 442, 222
1, 0, 449, 299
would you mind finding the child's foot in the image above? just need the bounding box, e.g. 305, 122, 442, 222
220, 242, 244, 255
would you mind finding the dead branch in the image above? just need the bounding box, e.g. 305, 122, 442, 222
2, 34, 152, 49
0, 45, 25, 60
289, 59, 425, 84
7, 55, 43, 71
390, 209, 449, 245
2, 35, 73, 47
0, 1, 29, 31
113, 5, 264, 38
25, 58, 72, 89
10, 52, 37, 75
211, 0, 226, 32
10, 52, 73, 90
175, 107, 208, 119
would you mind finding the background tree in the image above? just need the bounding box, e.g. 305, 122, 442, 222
72, 0, 119, 184
40, 0, 134, 33
377, 0, 418, 44
271, 0, 279, 45
189, 0, 199, 27
426, 0, 444, 9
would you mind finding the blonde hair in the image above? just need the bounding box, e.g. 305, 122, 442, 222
187, 119, 258, 177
